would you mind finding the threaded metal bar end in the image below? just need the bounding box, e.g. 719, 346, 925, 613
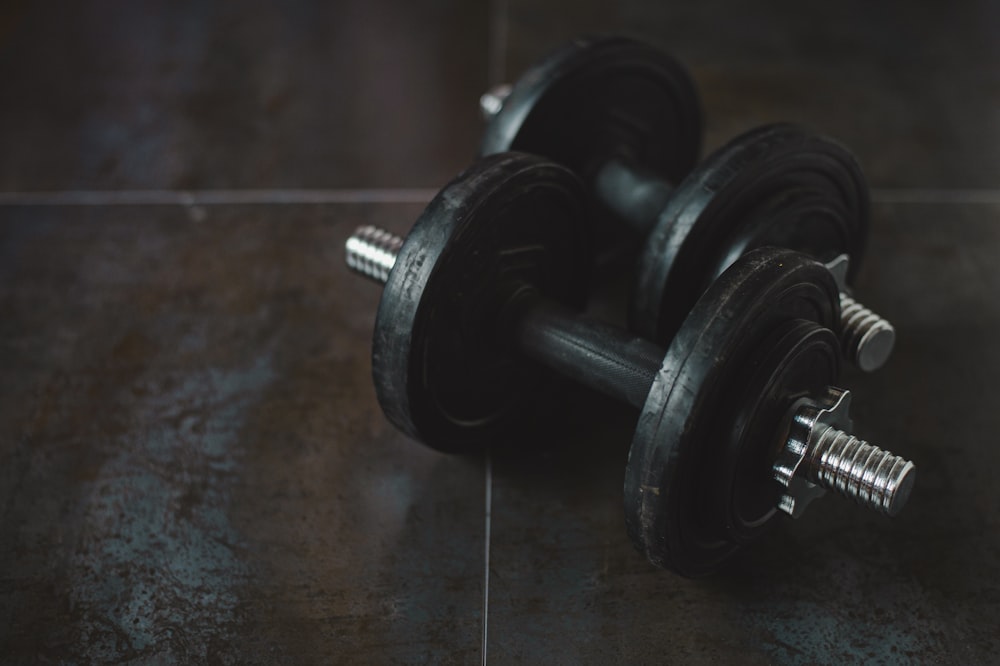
840, 294, 896, 372
345, 225, 403, 285
479, 83, 513, 120
806, 426, 916, 516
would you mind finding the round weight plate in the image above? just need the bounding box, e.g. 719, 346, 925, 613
630, 123, 869, 345
624, 247, 840, 577
372, 153, 590, 453
480, 36, 702, 268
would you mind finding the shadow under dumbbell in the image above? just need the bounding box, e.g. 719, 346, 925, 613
489, 375, 638, 482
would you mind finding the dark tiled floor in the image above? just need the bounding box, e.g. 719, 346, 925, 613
1, 206, 485, 663
0, 0, 488, 190
2, 1, 999, 663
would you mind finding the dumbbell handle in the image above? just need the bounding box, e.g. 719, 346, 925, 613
481, 83, 673, 236
512, 293, 662, 409
347, 224, 916, 517
346, 225, 662, 408
593, 157, 675, 234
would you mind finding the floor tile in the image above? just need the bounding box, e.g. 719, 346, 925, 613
0, 204, 485, 663
0, 0, 489, 190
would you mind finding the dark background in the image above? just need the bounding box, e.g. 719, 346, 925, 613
1, 1, 998, 663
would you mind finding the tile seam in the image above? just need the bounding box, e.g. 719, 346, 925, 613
0, 189, 439, 206
482, 453, 493, 666
1, 188, 999, 207
870, 189, 1000, 204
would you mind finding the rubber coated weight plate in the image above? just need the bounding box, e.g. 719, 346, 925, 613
480, 36, 702, 267
372, 153, 590, 453
624, 248, 841, 577
630, 123, 869, 345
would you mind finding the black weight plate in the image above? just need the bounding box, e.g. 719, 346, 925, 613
372, 153, 590, 453
624, 248, 840, 577
630, 123, 869, 345
480, 36, 702, 268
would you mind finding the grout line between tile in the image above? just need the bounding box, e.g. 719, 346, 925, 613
482, 453, 493, 666
2, 188, 999, 208
870, 189, 1000, 204
482, 6, 504, 662
0, 189, 438, 206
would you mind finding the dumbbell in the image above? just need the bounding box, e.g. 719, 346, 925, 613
479, 36, 895, 372
346, 152, 916, 576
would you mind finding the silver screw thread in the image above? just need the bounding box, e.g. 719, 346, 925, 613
805, 425, 916, 517
479, 83, 513, 120
345, 225, 403, 285
839, 294, 896, 372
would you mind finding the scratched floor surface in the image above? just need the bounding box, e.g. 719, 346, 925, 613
1, 1, 999, 663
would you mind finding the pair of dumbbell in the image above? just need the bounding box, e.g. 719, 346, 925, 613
347, 38, 914, 577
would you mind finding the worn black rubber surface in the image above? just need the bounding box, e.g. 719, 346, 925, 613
372, 153, 591, 453
630, 123, 869, 345
480, 35, 702, 269
624, 247, 841, 577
